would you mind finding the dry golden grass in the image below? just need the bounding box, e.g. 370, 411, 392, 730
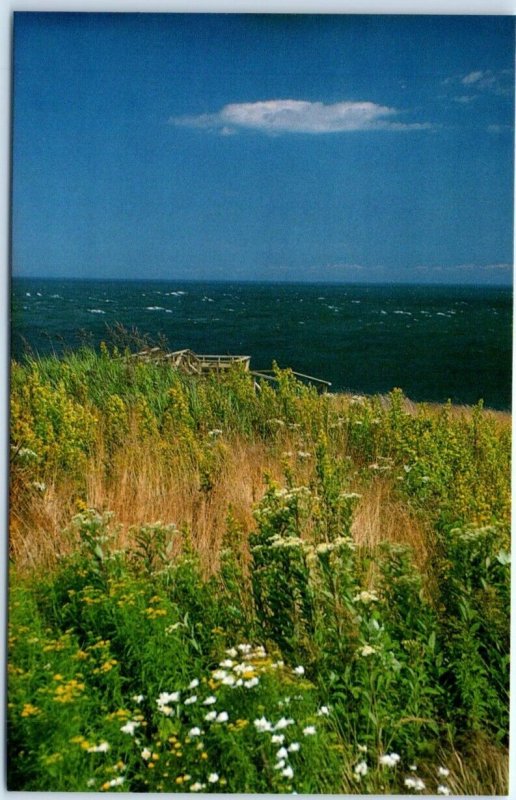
11, 434, 438, 585
11, 390, 508, 576
444, 735, 509, 795
351, 477, 434, 570
10, 434, 285, 574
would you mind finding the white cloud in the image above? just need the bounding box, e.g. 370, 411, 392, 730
458, 69, 512, 95
453, 95, 477, 104
462, 70, 485, 85
170, 99, 432, 135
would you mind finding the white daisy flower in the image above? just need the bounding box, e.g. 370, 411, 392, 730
157, 691, 180, 705
203, 695, 217, 705
120, 720, 140, 735
275, 717, 294, 730
379, 753, 400, 767
404, 777, 425, 791
254, 717, 272, 732
87, 742, 110, 753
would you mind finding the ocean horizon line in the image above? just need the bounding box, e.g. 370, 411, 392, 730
12, 275, 514, 290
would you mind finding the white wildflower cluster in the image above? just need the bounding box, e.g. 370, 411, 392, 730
254, 485, 312, 524
16, 447, 39, 461
404, 776, 426, 791
209, 643, 272, 689
207, 429, 223, 437
106, 777, 125, 788
353, 590, 379, 604
269, 534, 304, 550
313, 536, 357, 557
253, 715, 303, 781
354, 760, 368, 778
120, 720, 140, 735
87, 741, 110, 753
340, 492, 362, 501
379, 752, 401, 767
359, 644, 377, 657
156, 690, 180, 716
450, 524, 498, 544
184, 695, 198, 705
436, 766, 451, 795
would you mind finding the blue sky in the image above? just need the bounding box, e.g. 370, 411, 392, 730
11, 13, 515, 284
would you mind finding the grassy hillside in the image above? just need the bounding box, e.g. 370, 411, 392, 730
8, 347, 511, 793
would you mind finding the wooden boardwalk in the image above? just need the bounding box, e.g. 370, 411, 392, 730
130, 347, 331, 391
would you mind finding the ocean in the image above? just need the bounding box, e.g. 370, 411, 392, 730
11, 278, 513, 410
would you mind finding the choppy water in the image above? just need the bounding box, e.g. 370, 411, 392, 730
11, 278, 513, 409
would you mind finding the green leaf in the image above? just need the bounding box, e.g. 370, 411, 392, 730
94, 544, 104, 561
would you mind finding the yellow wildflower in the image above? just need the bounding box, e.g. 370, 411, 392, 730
21, 703, 41, 718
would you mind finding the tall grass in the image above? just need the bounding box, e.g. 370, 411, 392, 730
9, 347, 511, 792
